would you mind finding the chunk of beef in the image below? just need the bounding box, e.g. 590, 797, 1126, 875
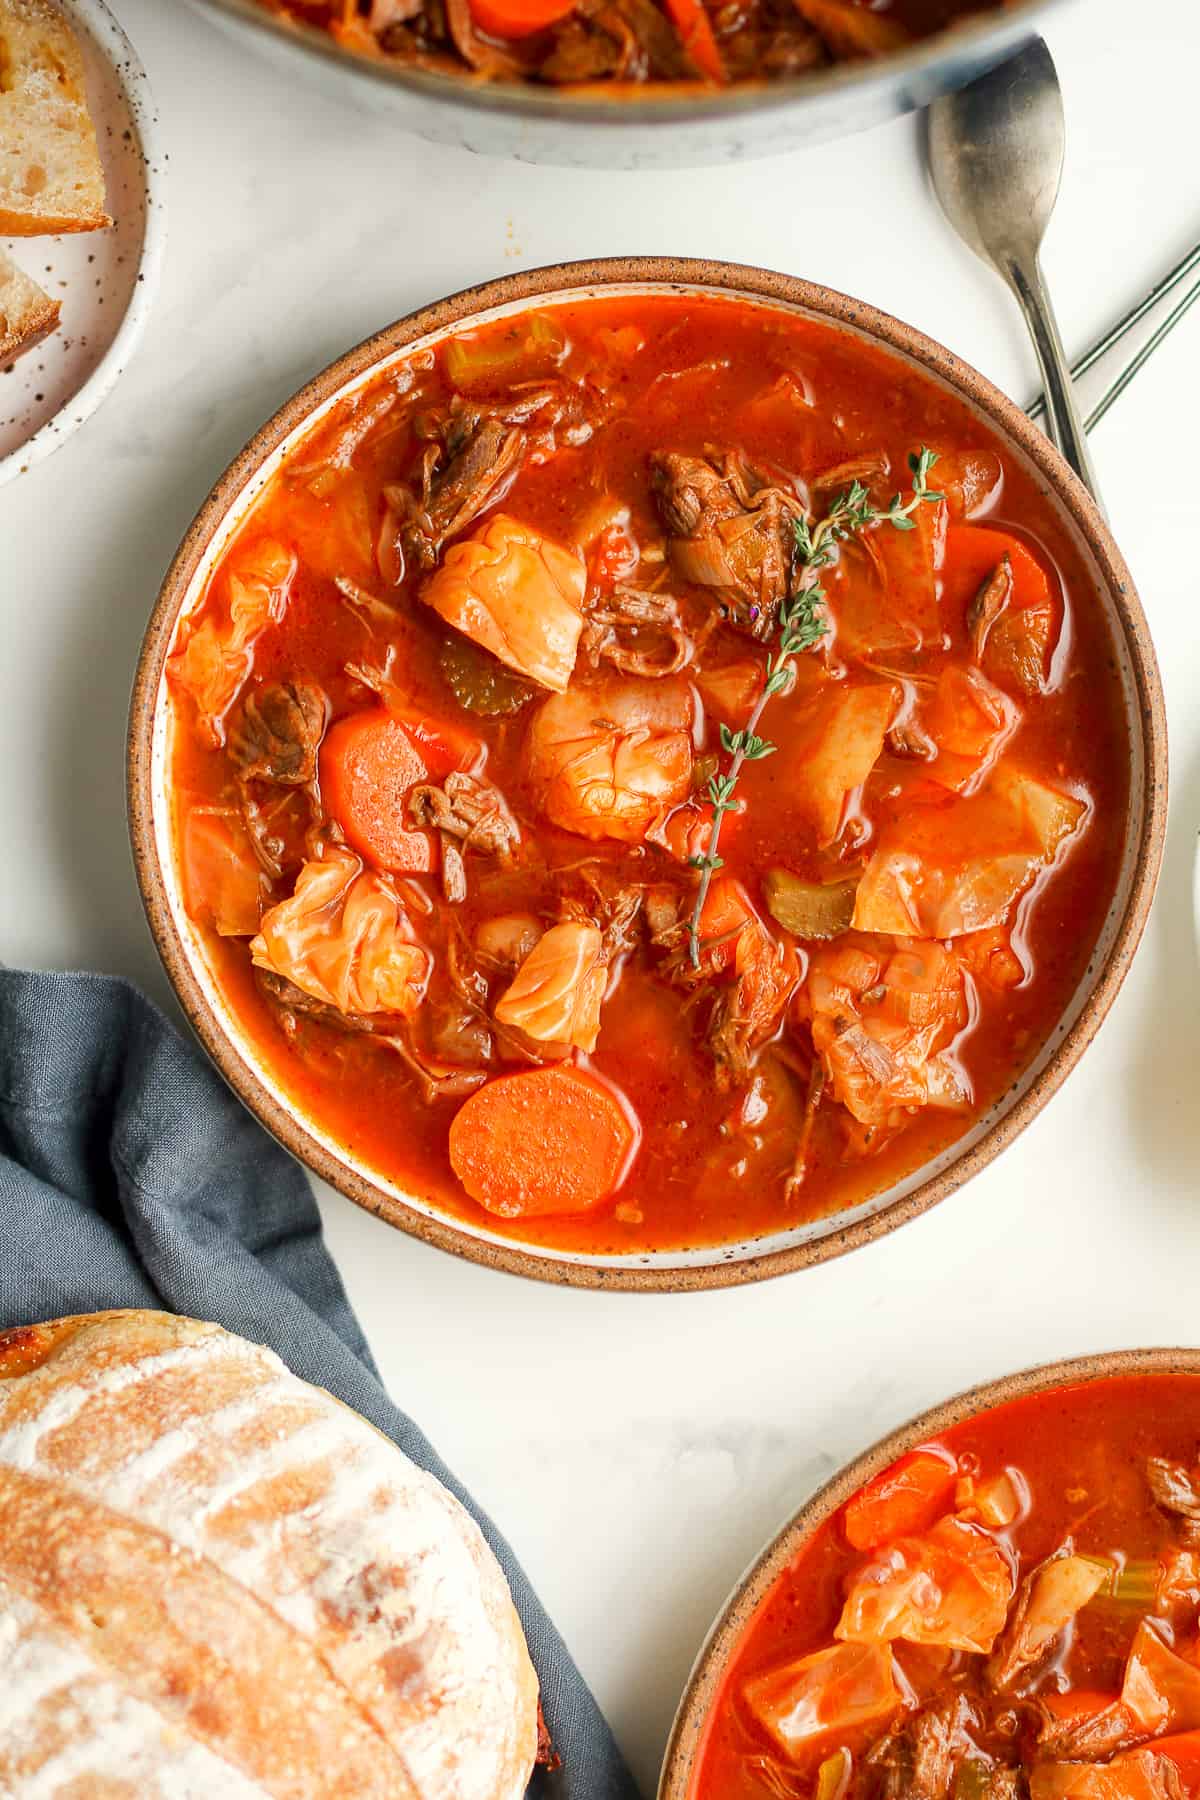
396, 415, 525, 574
1036, 1695, 1140, 1761
543, 0, 696, 81
408, 772, 521, 903
967, 556, 1015, 661
650, 448, 800, 640
865, 1694, 976, 1800
705, 926, 799, 1090
1148, 1457, 1200, 1544
228, 681, 327, 786
580, 584, 695, 678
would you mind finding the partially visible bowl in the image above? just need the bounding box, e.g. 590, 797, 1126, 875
659, 1346, 1200, 1798
128, 256, 1165, 1292
0, 0, 166, 487
186, 0, 1066, 169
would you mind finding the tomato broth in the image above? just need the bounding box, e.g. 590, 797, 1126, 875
167, 293, 1129, 1255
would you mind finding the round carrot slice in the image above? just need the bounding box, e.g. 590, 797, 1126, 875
448, 1067, 636, 1218
319, 709, 436, 874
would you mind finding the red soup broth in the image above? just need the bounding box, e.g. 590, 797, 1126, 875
167, 293, 1129, 1256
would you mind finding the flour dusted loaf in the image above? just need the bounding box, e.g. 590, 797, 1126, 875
0, 0, 110, 234
0, 1311, 539, 1798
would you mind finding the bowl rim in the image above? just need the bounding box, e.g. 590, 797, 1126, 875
0, 0, 167, 489
657, 1345, 1200, 1798
127, 254, 1167, 1293
188, 0, 1058, 131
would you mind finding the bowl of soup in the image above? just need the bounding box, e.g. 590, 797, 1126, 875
128, 257, 1165, 1289
660, 1351, 1200, 1799
187, 0, 1066, 167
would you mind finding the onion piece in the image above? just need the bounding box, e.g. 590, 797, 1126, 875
763, 869, 858, 939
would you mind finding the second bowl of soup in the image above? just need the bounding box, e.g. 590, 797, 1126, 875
662, 1351, 1200, 1798
129, 258, 1164, 1288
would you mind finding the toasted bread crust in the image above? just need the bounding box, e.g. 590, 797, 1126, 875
0, 246, 60, 361
0, 1310, 539, 1798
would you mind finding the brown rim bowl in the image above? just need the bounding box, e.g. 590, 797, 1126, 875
127, 257, 1167, 1293
658, 1346, 1200, 1796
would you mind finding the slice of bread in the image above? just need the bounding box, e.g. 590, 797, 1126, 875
0, 0, 111, 234
0, 244, 59, 360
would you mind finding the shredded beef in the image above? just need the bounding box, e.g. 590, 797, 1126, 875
228, 681, 327, 787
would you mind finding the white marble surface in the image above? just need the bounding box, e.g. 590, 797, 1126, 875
2, 0, 1198, 1787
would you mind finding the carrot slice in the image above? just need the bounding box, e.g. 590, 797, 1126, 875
448, 1067, 636, 1218
663, 0, 725, 82
319, 709, 436, 874
468, 0, 576, 38
843, 1447, 958, 1550
945, 523, 1054, 617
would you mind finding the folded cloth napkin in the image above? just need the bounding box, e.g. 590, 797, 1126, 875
0, 967, 642, 1800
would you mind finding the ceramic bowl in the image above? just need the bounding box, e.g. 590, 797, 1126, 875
0, 0, 166, 487
128, 257, 1166, 1291
658, 1346, 1200, 1797
185, 0, 1066, 170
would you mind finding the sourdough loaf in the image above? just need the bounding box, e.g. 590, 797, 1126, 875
0, 1311, 539, 1798
0, 0, 110, 234
0, 245, 58, 360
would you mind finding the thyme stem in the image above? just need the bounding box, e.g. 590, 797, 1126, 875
686, 448, 944, 967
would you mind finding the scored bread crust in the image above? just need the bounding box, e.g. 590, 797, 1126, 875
0, 0, 111, 234
0, 246, 59, 361
0, 1311, 539, 1799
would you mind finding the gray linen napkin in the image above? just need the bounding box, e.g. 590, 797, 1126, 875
0, 966, 641, 1800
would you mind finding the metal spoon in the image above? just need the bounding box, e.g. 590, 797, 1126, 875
927, 38, 1105, 512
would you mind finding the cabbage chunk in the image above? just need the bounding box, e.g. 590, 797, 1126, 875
181, 809, 264, 938
168, 539, 296, 744
801, 937, 969, 1128
1122, 1618, 1200, 1734
1029, 1752, 1184, 1800
249, 846, 430, 1017
422, 512, 586, 694
526, 676, 695, 842
836, 1516, 1013, 1654
494, 922, 607, 1052
853, 766, 1088, 939
743, 1641, 904, 1759
921, 664, 1020, 795
772, 681, 897, 846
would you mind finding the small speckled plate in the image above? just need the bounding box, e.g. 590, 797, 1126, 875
0, 0, 165, 487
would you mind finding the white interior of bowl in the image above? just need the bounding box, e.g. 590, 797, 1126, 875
149, 281, 1149, 1273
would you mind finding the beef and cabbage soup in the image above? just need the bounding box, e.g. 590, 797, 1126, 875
692, 1374, 1200, 1800
253, 0, 1015, 90
165, 292, 1127, 1255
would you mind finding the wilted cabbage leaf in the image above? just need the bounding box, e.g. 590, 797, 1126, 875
249, 846, 430, 1017
494, 921, 607, 1052
423, 512, 586, 694
526, 675, 695, 843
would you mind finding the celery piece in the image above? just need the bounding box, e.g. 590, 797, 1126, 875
445, 313, 565, 389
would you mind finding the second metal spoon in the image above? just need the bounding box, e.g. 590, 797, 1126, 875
927, 37, 1105, 511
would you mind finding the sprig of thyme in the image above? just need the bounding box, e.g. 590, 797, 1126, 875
686, 448, 943, 967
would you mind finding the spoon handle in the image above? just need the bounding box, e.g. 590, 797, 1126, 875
1005, 249, 1107, 515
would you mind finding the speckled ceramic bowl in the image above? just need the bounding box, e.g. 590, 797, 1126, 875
658, 1347, 1200, 1797
128, 258, 1166, 1291
0, 0, 166, 487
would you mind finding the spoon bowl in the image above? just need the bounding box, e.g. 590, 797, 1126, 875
928, 38, 1102, 504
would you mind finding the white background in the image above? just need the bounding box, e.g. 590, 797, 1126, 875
2, 0, 1198, 1787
